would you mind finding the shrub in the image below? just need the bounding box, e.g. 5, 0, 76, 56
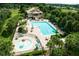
19, 20, 26, 26
18, 27, 26, 33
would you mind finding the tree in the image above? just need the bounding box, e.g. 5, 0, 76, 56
46, 35, 64, 55
0, 38, 13, 56
65, 32, 79, 56
1, 15, 20, 37
51, 47, 65, 56
18, 26, 26, 33
19, 5, 27, 18
45, 13, 51, 19
0, 9, 11, 33
0, 9, 11, 21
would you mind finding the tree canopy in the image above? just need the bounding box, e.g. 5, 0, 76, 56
0, 38, 13, 56
65, 32, 79, 56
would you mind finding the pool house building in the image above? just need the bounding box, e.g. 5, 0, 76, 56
26, 7, 43, 20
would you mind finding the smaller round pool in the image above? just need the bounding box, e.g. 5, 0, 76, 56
14, 37, 36, 51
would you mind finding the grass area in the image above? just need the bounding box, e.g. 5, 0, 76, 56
61, 9, 77, 13
11, 9, 19, 17
21, 50, 47, 56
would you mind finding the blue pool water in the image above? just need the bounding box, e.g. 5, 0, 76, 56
15, 39, 33, 51
31, 22, 57, 35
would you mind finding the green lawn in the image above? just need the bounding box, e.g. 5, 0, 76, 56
11, 9, 19, 17
61, 9, 77, 13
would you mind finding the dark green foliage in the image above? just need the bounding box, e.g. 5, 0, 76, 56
0, 9, 11, 33
1, 15, 20, 37
0, 9, 11, 21
19, 5, 25, 13
65, 32, 79, 56
0, 21, 3, 33
51, 47, 66, 56
0, 38, 13, 56
47, 32, 79, 56
46, 35, 64, 56
18, 27, 25, 33
19, 5, 28, 18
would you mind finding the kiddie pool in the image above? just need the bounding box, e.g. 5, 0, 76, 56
14, 36, 36, 51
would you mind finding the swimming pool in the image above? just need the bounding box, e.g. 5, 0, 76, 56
31, 21, 57, 35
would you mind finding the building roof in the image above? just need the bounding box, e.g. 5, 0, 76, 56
26, 7, 43, 14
